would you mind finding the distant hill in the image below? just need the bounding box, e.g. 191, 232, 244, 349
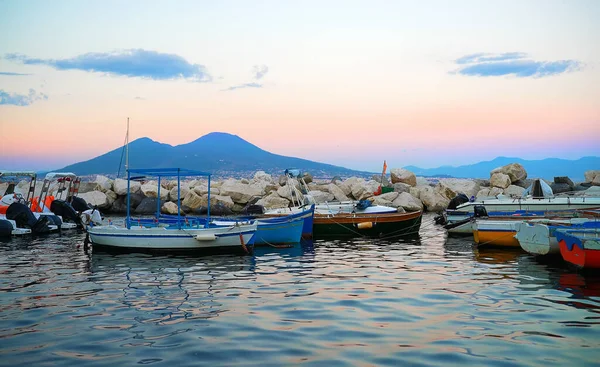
57, 132, 371, 177
404, 156, 600, 181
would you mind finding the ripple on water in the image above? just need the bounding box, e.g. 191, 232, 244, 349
1, 215, 599, 366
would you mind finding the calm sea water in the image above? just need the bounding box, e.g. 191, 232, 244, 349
1, 214, 599, 367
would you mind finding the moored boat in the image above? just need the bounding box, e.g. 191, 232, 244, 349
87, 168, 258, 254
312, 210, 422, 239
515, 219, 600, 256
556, 229, 600, 268
473, 219, 522, 248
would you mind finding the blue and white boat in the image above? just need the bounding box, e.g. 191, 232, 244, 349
87, 168, 257, 254
150, 204, 315, 246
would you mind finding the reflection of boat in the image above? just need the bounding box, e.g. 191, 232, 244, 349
515, 219, 600, 256
556, 229, 600, 268
88, 168, 257, 254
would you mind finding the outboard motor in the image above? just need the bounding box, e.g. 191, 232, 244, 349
6, 202, 51, 234
51, 199, 83, 228
448, 193, 470, 210
473, 205, 488, 218
0, 219, 13, 237
70, 196, 92, 212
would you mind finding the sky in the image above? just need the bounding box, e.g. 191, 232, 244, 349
0, 0, 599, 172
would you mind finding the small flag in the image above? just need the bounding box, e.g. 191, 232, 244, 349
383, 160, 388, 174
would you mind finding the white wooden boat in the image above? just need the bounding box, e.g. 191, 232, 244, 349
86, 167, 258, 254
88, 222, 257, 253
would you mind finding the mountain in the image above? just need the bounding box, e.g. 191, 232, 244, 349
57, 132, 370, 177
404, 156, 600, 181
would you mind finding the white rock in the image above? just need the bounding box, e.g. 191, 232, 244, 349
219, 179, 264, 204
476, 187, 504, 200
490, 172, 511, 189
169, 186, 190, 202
419, 186, 450, 212
390, 168, 417, 187
95, 175, 113, 192
436, 179, 481, 200
78, 191, 110, 209
162, 201, 181, 215
114, 178, 141, 196
328, 183, 350, 202
491, 163, 527, 183
307, 190, 335, 203
256, 192, 291, 209
182, 190, 203, 209
392, 192, 424, 212
201, 194, 235, 209
378, 191, 399, 202
503, 185, 526, 197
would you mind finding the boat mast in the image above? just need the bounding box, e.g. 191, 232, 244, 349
125, 117, 130, 174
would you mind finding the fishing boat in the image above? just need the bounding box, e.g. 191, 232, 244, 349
153, 204, 315, 246
556, 228, 600, 268
87, 168, 258, 254
438, 179, 600, 234
515, 219, 600, 256
473, 219, 523, 248
312, 210, 422, 239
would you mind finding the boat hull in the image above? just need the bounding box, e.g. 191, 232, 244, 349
88, 224, 256, 254
557, 229, 600, 268
473, 220, 521, 248
254, 217, 304, 245
515, 222, 559, 255
312, 211, 422, 239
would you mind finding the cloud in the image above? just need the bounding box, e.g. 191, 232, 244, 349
5, 49, 211, 82
0, 89, 48, 106
453, 52, 582, 78
0, 71, 31, 76
222, 82, 263, 92
252, 65, 269, 80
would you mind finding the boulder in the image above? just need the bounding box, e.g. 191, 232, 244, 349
503, 185, 526, 197
584, 170, 600, 185
436, 179, 481, 200
490, 172, 511, 189
416, 187, 447, 212
135, 197, 165, 215
256, 192, 291, 209
113, 178, 141, 196
162, 201, 181, 215
476, 187, 503, 200
554, 176, 575, 188
392, 192, 423, 212
351, 180, 380, 201
220, 179, 264, 204
328, 183, 350, 202
182, 190, 203, 209
390, 168, 417, 187
378, 191, 399, 202
513, 178, 534, 189
373, 196, 395, 208
95, 175, 113, 192
169, 186, 190, 202
78, 191, 111, 210
141, 183, 169, 200
550, 183, 572, 195
77, 181, 98, 194
491, 163, 527, 183
392, 182, 411, 194
307, 190, 335, 203
278, 175, 288, 186
200, 194, 235, 209
302, 172, 313, 184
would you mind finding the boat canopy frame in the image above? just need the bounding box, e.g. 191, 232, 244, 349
126, 168, 212, 229
0, 170, 38, 202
